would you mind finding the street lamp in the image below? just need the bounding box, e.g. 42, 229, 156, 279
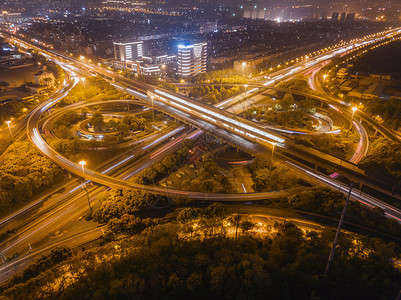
270, 142, 277, 171
242, 62, 246, 75
323, 74, 328, 82
347, 107, 357, 136
5, 120, 17, 153
79, 161, 92, 211
351, 106, 357, 120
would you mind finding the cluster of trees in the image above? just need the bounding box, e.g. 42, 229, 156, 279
86, 113, 147, 134
0, 246, 72, 294
49, 138, 121, 163
133, 139, 195, 185
188, 85, 241, 104
244, 91, 318, 131
106, 215, 159, 238
246, 106, 315, 130
0, 142, 64, 212
294, 132, 356, 160
359, 138, 401, 181
2, 220, 400, 299
177, 203, 229, 224
91, 189, 151, 223
58, 76, 129, 107
177, 157, 235, 193
50, 111, 149, 159
278, 78, 313, 94
52, 112, 83, 139
0, 99, 31, 126
249, 157, 300, 192
362, 98, 401, 131
267, 187, 401, 237
192, 69, 247, 84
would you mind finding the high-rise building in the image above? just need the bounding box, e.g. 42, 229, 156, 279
0, 12, 22, 24
331, 12, 339, 21
340, 12, 346, 21
346, 13, 356, 22
113, 41, 143, 62
177, 42, 207, 77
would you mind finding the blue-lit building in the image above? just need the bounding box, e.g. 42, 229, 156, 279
177, 42, 207, 77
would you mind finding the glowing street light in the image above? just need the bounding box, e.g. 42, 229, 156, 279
347, 107, 358, 136
81, 77, 86, 89
79, 160, 86, 172
323, 74, 328, 82
79, 160, 92, 211
5, 120, 17, 153
351, 106, 358, 118
241, 62, 247, 75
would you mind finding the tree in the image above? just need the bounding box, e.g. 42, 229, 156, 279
177, 207, 201, 223
280, 93, 294, 110
89, 112, 105, 132
240, 220, 255, 233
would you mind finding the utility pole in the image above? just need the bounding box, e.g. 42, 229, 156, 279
325, 182, 353, 276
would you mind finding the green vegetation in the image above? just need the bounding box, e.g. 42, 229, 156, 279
293, 131, 357, 160
0, 142, 64, 214
2, 211, 400, 299
264, 187, 401, 237
360, 98, 401, 131
245, 106, 316, 130
249, 157, 301, 192
52, 112, 83, 138
277, 78, 313, 94
173, 157, 235, 193
0, 246, 72, 293
91, 189, 151, 223
189, 85, 241, 104
132, 139, 195, 185
85, 113, 147, 134
359, 138, 401, 181
57, 76, 129, 107
191, 69, 247, 84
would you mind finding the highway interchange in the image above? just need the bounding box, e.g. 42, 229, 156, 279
1, 27, 401, 282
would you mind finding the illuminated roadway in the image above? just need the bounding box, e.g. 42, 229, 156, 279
4, 28, 401, 214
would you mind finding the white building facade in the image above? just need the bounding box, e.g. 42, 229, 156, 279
113, 41, 143, 62
177, 42, 207, 77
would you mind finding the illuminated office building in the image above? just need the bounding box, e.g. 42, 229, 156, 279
113, 41, 143, 62
177, 42, 207, 77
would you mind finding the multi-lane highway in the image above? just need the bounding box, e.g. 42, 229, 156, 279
9, 27, 400, 207
1, 26, 401, 283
